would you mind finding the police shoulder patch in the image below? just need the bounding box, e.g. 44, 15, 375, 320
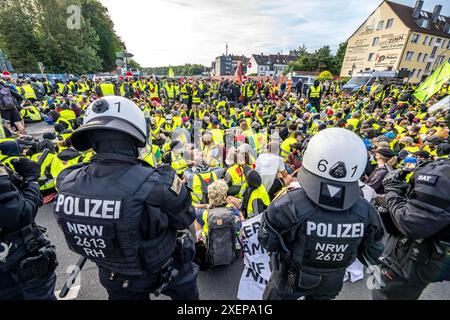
170, 174, 183, 195
0, 166, 8, 177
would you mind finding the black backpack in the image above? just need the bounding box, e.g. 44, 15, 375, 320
0, 87, 16, 110
206, 206, 237, 267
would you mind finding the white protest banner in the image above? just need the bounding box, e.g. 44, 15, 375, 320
237, 214, 271, 300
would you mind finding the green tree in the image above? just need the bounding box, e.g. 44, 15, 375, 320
34, 0, 102, 74
331, 42, 347, 75
0, 0, 128, 73
312, 46, 333, 71
0, 0, 42, 72
80, 0, 125, 71
145, 64, 208, 76
128, 59, 142, 69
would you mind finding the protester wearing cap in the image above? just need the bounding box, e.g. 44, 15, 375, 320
419, 116, 438, 134
364, 147, 396, 195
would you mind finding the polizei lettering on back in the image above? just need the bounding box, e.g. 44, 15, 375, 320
306, 222, 365, 238
55, 194, 121, 220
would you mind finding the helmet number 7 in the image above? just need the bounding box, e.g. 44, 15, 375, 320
114, 102, 121, 113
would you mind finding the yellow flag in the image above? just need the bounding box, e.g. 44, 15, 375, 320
168, 66, 175, 79
414, 62, 450, 102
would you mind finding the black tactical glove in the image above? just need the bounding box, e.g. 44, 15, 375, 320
382, 170, 410, 194
11, 158, 40, 182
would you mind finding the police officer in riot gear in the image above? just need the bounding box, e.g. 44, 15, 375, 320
0, 157, 57, 300
372, 158, 450, 300
259, 128, 384, 300
54, 96, 199, 300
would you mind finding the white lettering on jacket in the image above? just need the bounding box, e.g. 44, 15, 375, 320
55, 194, 121, 220
306, 222, 364, 238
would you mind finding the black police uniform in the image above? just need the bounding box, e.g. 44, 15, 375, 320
259, 187, 384, 300
54, 153, 199, 300
373, 159, 450, 300
0, 163, 57, 300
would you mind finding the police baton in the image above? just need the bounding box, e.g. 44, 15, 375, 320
59, 255, 88, 299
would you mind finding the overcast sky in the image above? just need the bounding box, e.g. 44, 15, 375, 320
98, 0, 450, 67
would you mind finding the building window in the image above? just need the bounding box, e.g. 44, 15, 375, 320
410, 69, 417, 77
386, 18, 394, 29
430, 47, 437, 59
377, 20, 384, 30
372, 37, 380, 46
417, 69, 422, 78
423, 35, 429, 45
425, 62, 432, 71
442, 40, 446, 49
405, 51, 414, 61
436, 38, 442, 46
368, 53, 374, 62
429, 37, 434, 46
447, 41, 450, 49
411, 34, 420, 44
417, 52, 422, 62
423, 53, 428, 62
420, 19, 429, 28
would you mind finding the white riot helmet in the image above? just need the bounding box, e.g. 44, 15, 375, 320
297, 128, 368, 211
71, 96, 148, 151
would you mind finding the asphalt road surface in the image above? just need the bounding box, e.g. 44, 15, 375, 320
28, 122, 450, 300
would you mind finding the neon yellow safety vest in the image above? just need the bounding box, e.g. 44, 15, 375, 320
210, 129, 224, 145
246, 184, 270, 218
60, 109, 76, 122
226, 164, 252, 198
191, 171, 218, 205
0, 155, 20, 171
21, 85, 37, 100
171, 152, 188, 175
280, 137, 297, 160
31, 152, 56, 190
142, 152, 157, 167
309, 86, 321, 99
165, 85, 176, 99
253, 132, 267, 155
192, 90, 201, 104
50, 155, 81, 179
148, 83, 159, 99
347, 118, 360, 130
100, 83, 115, 96
20, 106, 42, 121
204, 145, 221, 168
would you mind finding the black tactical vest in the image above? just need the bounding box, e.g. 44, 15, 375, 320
408, 159, 450, 241
54, 161, 166, 277
286, 189, 371, 275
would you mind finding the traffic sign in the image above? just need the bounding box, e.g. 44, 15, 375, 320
115, 58, 124, 67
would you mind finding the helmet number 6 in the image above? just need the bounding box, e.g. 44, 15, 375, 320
318, 159, 328, 172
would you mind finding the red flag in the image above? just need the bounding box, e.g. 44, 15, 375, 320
235, 61, 242, 84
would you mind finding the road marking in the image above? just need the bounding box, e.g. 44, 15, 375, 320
55, 285, 81, 300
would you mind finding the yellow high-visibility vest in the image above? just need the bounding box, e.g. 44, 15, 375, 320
309, 86, 321, 99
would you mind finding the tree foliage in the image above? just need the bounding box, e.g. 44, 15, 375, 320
0, 0, 127, 74
144, 64, 208, 76
285, 42, 347, 76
